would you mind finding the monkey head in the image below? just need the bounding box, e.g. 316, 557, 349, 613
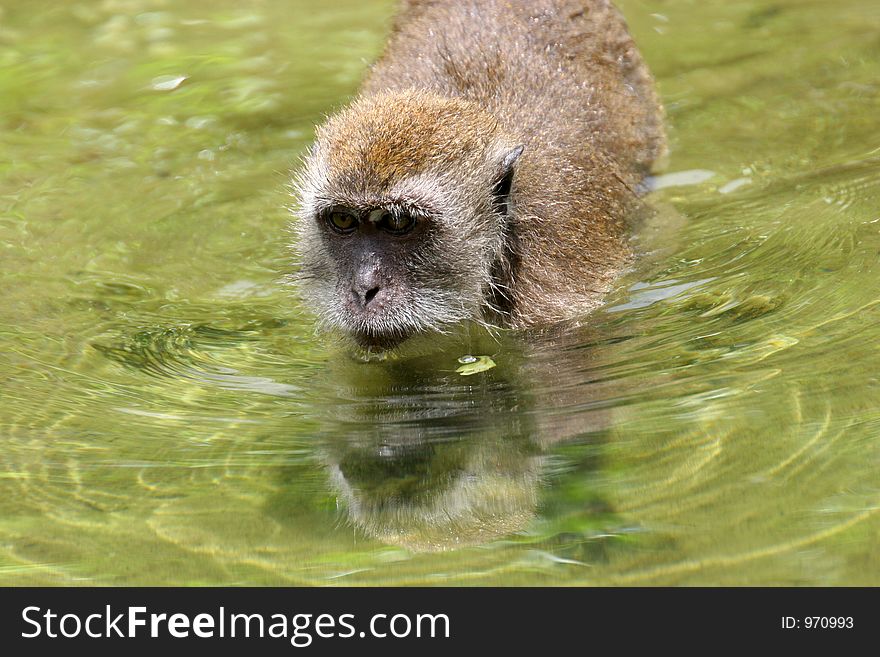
291, 90, 524, 351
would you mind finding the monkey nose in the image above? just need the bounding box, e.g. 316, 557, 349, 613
352, 283, 382, 309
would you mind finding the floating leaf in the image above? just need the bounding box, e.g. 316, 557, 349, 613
456, 355, 496, 376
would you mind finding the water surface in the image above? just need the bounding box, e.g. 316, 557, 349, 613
1, 0, 879, 585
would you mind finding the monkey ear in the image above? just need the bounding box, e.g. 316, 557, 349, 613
492, 145, 525, 216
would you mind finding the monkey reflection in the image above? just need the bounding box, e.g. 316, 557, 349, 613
308, 326, 614, 552
326, 425, 541, 552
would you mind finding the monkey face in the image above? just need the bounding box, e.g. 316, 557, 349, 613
311, 201, 477, 350
295, 189, 500, 350
290, 91, 524, 350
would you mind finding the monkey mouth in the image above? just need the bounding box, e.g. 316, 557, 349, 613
350, 327, 411, 352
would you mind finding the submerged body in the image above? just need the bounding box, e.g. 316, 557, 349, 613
292, 0, 665, 349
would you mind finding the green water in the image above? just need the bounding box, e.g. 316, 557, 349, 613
1, 0, 879, 585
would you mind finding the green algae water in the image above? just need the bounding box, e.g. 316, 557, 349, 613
1, 0, 879, 585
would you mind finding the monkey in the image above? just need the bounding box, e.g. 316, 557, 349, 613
290, 0, 665, 351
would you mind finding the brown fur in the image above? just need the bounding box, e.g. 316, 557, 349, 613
292, 0, 665, 342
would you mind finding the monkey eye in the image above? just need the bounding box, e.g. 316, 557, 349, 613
377, 212, 415, 235
327, 210, 358, 234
